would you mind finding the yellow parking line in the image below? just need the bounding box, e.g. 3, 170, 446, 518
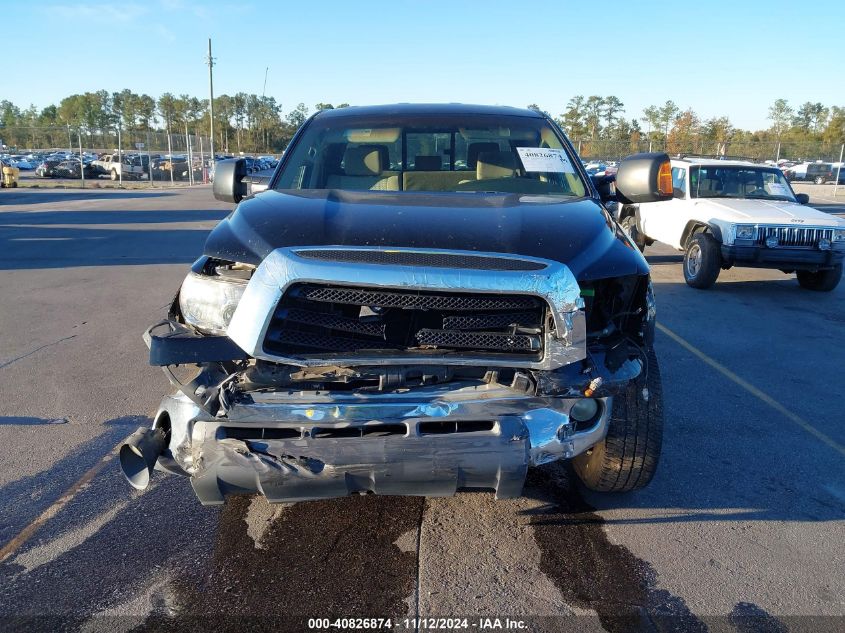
656, 322, 845, 457
0, 445, 120, 564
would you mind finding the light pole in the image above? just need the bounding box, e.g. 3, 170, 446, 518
207, 38, 215, 165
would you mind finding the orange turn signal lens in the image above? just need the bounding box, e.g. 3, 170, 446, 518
657, 160, 673, 196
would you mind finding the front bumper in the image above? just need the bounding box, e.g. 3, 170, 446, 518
721, 244, 844, 270
153, 384, 611, 505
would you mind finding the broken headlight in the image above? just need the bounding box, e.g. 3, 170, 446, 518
179, 272, 247, 335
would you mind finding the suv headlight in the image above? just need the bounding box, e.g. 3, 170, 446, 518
734, 225, 757, 240
834, 228, 845, 242
179, 273, 247, 335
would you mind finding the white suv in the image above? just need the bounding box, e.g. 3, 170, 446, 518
618, 158, 845, 291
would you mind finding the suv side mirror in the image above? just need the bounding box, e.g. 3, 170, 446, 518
212, 159, 249, 203
795, 193, 809, 205
615, 152, 673, 204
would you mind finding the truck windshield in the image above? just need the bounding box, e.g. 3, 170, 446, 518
274, 113, 588, 197
690, 166, 797, 202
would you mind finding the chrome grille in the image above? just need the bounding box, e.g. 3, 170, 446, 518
755, 226, 833, 248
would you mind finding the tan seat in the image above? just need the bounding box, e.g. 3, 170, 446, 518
467, 142, 499, 169
476, 151, 517, 180
325, 145, 398, 190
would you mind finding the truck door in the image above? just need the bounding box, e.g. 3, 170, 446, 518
639, 166, 689, 249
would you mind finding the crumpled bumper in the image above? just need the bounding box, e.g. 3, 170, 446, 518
152, 384, 611, 505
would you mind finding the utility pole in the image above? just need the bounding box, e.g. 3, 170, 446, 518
207, 38, 215, 165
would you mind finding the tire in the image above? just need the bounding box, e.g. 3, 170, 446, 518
683, 232, 721, 289
110, 169, 118, 181
573, 349, 663, 492
814, 176, 825, 185
796, 264, 842, 292
620, 213, 646, 252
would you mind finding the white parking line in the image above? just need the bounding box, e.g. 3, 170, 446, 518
0, 444, 120, 563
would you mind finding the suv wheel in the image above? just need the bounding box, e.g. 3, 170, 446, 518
814, 175, 825, 185
620, 214, 646, 252
796, 264, 842, 292
683, 232, 721, 289
573, 349, 663, 492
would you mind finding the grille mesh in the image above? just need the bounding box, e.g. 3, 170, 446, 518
442, 311, 539, 331
416, 328, 541, 352
268, 330, 390, 352
297, 286, 539, 311
755, 226, 833, 248
295, 249, 546, 271
280, 308, 385, 337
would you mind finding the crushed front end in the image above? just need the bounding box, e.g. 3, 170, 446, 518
134, 247, 652, 505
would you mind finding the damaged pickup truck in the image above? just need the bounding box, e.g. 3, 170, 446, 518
121, 104, 673, 505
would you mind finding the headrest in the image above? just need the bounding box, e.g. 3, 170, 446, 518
467, 142, 500, 169
477, 151, 517, 180
414, 155, 442, 171
344, 145, 384, 176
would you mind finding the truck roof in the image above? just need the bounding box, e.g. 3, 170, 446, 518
671, 158, 771, 168
312, 103, 544, 120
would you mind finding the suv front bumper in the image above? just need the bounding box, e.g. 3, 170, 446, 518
721, 245, 844, 270
152, 385, 611, 505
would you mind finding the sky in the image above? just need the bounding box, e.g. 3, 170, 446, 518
2, 0, 843, 131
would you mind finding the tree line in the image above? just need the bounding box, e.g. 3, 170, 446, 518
1, 90, 843, 157
0, 90, 350, 152
533, 96, 844, 158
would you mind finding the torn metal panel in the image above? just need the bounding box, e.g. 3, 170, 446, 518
189, 418, 531, 505
153, 382, 610, 504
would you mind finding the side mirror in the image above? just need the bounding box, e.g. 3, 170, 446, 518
615, 152, 673, 204
212, 159, 249, 203
673, 187, 685, 199
796, 193, 809, 205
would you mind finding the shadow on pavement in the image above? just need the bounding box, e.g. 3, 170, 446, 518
0, 416, 144, 545
0, 208, 228, 270
0, 191, 176, 206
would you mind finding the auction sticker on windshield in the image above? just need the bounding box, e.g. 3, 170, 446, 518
765, 182, 790, 196
516, 147, 575, 173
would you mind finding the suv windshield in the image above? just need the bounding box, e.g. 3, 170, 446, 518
690, 165, 797, 202
274, 113, 587, 197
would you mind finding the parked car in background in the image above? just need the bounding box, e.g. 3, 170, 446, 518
618, 158, 844, 291
785, 162, 833, 184
36, 159, 62, 177
11, 157, 34, 170
54, 160, 94, 179
89, 154, 145, 180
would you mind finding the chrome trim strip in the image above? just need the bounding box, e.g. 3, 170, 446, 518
227, 246, 586, 369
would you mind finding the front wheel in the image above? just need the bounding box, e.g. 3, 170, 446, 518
573, 349, 663, 492
796, 264, 842, 292
814, 176, 825, 185
620, 213, 646, 252
110, 169, 118, 181
683, 232, 721, 289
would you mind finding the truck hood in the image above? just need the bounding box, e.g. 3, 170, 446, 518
204, 189, 648, 281
694, 197, 841, 226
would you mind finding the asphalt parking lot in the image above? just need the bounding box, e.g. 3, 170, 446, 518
0, 185, 843, 632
